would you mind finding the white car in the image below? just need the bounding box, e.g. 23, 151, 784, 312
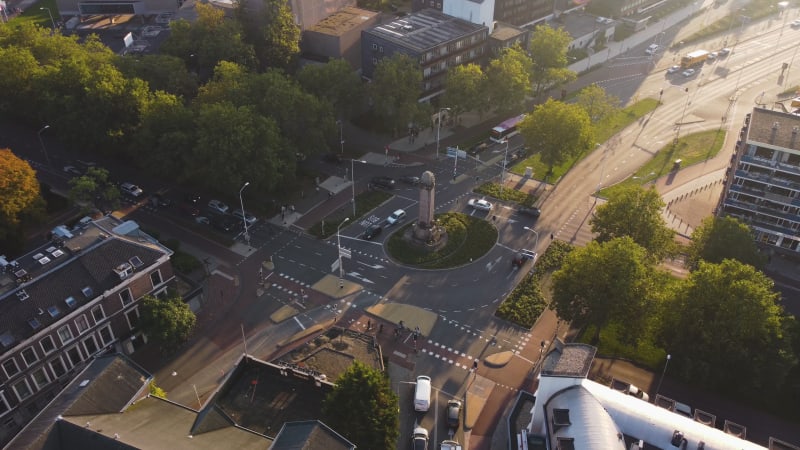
791, 19, 800, 28
63, 165, 82, 176
682, 68, 696, 77
707, 52, 718, 60
232, 210, 258, 226
468, 198, 493, 211
666, 65, 681, 74
645, 44, 659, 55
208, 199, 229, 214
120, 182, 144, 198
385, 209, 407, 226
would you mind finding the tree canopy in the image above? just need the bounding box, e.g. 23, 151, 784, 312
321, 361, 399, 449
687, 216, 765, 270
139, 293, 196, 353
0, 149, 40, 224
370, 53, 426, 136
590, 185, 675, 261
519, 99, 594, 174
551, 237, 657, 344
484, 46, 532, 116
529, 25, 576, 97
442, 63, 487, 121
68, 167, 120, 213
575, 83, 620, 123
658, 259, 797, 398
297, 59, 364, 120
237, 0, 300, 70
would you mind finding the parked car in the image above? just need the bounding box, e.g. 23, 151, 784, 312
385, 209, 406, 226
707, 51, 718, 60
63, 165, 82, 176
412, 427, 429, 450
446, 400, 462, 429
232, 210, 258, 226
208, 199, 229, 214
363, 224, 383, 240
666, 65, 681, 74
682, 68, 696, 77
791, 19, 800, 28
195, 216, 210, 225
645, 44, 659, 55
718, 47, 731, 56
468, 198, 492, 211
371, 176, 396, 190
517, 207, 541, 218
211, 214, 237, 232
150, 193, 171, 207
399, 175, 420, 185
120, 182, 144, 198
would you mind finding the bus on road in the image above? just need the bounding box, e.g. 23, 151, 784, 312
490, 114, 526, 143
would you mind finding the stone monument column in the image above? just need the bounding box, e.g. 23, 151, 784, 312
419, 171, 435, 228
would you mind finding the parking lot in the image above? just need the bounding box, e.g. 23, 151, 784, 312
398, 378, 465, 449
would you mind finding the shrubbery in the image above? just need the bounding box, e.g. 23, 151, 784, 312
474, 182, 537, 206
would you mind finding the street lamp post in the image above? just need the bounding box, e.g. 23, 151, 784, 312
501, 139, 510, 193
595, 143, 605, 198
337, 120, 344, 154
523, 226, 539, 249
238, 181, 251, 248
40, 7, 56, 33
37, 125, 52, 167
436, 107, 450, 160
350, 159, 365, 216
655, 354, 671, 398
336, 218, 350, 288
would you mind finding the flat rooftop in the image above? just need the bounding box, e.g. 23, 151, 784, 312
366, 8, 487, 53
306, 7, 378, 37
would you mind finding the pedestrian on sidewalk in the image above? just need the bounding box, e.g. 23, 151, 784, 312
367, 319, 371, 330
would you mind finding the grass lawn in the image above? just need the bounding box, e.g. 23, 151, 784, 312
8, 0, 59, 30
601, 128, 725, 198
510, 98, 660, 183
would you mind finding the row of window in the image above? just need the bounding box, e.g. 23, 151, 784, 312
1, 273, 159, 381
0, 324, 117, 413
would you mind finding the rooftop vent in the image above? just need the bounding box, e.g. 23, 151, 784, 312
129, 256, 144, 269
16, 290, 29, 301
38, 256, 51, 265
51, 249, 65, 258
552, 408, 571, 426
65, 296, 77, 308
556, 437, 575, 450
37, 308, 44, 315
28, 318, 41, 330
0, 332, 15, 348
114, 262, 133, 280
773, 121, 780, 129
79, 379, 90, 387
48, 305, 61, 318
81, 286, 94, 298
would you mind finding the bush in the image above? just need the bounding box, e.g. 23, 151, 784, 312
496, 274, 547, 328
172, 251, 202, 273
474, 182, 537, 206
386, 213, 497, 268
535, 240, 574, 274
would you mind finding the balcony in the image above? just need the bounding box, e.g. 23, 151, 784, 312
741, 154, 800, 177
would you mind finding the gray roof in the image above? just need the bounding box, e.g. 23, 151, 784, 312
0, 219, 169, 352
747, 107, 800, 152
541, 342, 596, 378
6, 353, 151, 450
365, 9, 487, 53
269, 420, 355, 450
545, 385, 626, 449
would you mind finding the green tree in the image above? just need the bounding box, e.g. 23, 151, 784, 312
484, 46, 532, 116
139, 294, 196, 353
575, 83, 620, 123
687, 216, 766, 270
68, 167, 120, 212
551, 237, 657, 344
114, 54, 198, 99
321, 361, 399, 449
133, 91, 197, 178
590, 185, 675, 261
443, 63, 487, 120
518, 99, 594, 174
659, 260, 797, 398
238, 0, 300, 70
369, 53, 423, 136
297, 59, 364, 120
529, 25, 576, 97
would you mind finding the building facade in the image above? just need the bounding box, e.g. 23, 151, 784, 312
302, 7, 380, 70
361, 9, 489, 101
414, 0, 555, 28
718, 107, 800, 253
0, 217, 173, 446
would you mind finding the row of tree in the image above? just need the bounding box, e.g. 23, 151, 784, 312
549, 185, 798, 406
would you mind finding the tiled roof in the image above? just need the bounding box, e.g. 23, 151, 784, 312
365, 9, 487, 53
270, 420, 355, 450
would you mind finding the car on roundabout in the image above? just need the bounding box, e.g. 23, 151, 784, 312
517, 207, 541, 218
512, 249, 537, 268
399, 175, 420, 185
363, 224, 383, 240
468, 198, 492, 211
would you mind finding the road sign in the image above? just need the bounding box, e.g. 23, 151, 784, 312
446, 147, 467, 160
339, 248, 351, 259
331, 259, 340, 272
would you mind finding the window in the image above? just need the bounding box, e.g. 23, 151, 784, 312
58, 325, 74, 345
91, 305, 105, 323
31, 368, 50, 390
47, 305, 61, 318
0, 393, 9, 417
75, 315, 90, 334
126, 308, 140, 330
120, 288, 133, 306
1, 359, 19, 378
83, 335, 99, 357
379, 46, 384, 54
21, 348, 38, 367
99, 325, 114, 346
40, 336, 56, 355
12, 380, 32, 401
372, 43, 377, 50
150, 270, 162, 287
65, 346, 83, 367
372, 57, 378, 65
49, 357, 67, 378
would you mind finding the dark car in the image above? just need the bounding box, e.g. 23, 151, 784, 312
211, 215, 237, 232
518, 207, 541, 218
150, 193, 172, 207
512, 249, 537, 268
399, 175, 420, 185
363, 224, 383, 240
446, 400, 462, 429
371, 176, 395, 189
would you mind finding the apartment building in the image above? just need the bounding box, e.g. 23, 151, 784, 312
0, 216, 173, 446
719, 107, 800, 253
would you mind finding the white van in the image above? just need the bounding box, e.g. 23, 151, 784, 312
414, 375, 431, 412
